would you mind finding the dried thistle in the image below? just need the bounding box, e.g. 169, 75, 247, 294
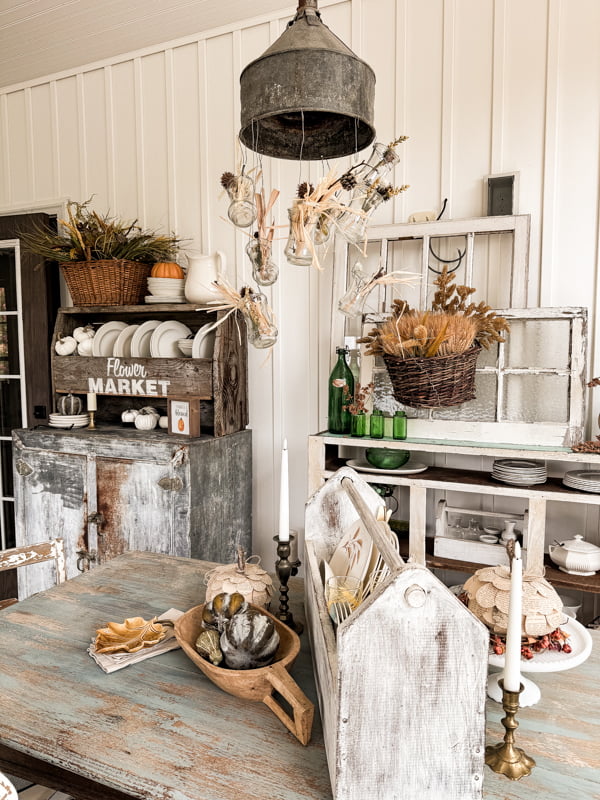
343, 382, 375, 415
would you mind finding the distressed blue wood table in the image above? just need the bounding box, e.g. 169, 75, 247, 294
0, 551, 597, 799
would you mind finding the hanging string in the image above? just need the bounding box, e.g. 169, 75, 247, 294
298, 109, 306, 184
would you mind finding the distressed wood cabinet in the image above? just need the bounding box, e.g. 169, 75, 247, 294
13, 426, 252, 598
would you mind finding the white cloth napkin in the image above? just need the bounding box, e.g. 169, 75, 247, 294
87, 608, 183, 673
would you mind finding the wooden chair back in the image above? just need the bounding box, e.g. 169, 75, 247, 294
0, 540, 66, 611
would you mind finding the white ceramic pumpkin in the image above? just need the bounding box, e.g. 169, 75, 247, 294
57, 393, 83, 415
121, 409, 139, 423
55, 335, 77, 356
73, 325, 95, 343
77, 338, 94, 356
135, 412, 158, 430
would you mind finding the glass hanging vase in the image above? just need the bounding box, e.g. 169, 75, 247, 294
351, 142, 401, 191
338, 261, 370, 317
241, 289, 278, 349
246, 236, 279, 286
337, 190, 385, 246
284, 200, 313, 266
225, 173, 257, 228
312, 212, 333, 247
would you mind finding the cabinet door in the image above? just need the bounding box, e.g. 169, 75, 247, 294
14, 448, 88, 597
95, 455, 190, 563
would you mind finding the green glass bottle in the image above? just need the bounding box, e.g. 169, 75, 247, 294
393, 409, 407, 440
370, 408, 384, 439
328, 347, 354, 434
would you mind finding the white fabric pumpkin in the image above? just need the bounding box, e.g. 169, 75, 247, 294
205, 547, 273, 608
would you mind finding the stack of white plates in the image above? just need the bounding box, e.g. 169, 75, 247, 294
562, 470, 600, 493
48, 413, 90, 429
491, 458, 547, 486
146, 278, 185, 304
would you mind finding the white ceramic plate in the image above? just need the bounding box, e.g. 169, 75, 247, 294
112, 324, 140, 358
488, 617, 592, 673
191, 323, 216, 358
328, 520, 373, 585
347, 459, 428, 476
92, 321, 127, 356
49, 420, 89, 429
130, 320, 161, 357
177, 338, 193, 357
150, 320, 193, 357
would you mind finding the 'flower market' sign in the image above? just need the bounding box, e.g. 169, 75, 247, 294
88, 358, 171, 396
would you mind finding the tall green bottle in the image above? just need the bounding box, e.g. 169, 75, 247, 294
327, 347, 354, 433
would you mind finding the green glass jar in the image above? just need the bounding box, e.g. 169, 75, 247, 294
393, 409, 407, 440
327, 347, 354, 434
351, 412, 367, 437
370, 409, 384, 439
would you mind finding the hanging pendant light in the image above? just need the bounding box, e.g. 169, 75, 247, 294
239, 0, 376, 161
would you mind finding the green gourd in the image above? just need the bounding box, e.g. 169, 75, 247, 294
220, 607, 280, 670
195, 629, 223, 666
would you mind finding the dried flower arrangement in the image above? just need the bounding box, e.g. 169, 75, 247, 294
359, 267, 510, 408
20, 197, 181, 264
360, 266, 509, 359
207, 276, 278, 349
343, 382, 374, 416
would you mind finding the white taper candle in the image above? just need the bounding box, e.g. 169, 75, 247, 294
279, 438, 289, 542
86, 393, 97, 411
503, 541, 523, 693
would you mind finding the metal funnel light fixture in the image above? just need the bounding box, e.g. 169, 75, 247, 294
239, 0, 376, 161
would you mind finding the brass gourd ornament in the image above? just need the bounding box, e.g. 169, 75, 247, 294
205, 547, 274, 609
195, 629, 223, 666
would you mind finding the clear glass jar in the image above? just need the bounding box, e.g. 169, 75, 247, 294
241, 290, 278, 349
352, 142, 401, 190
312, 212, 333, 246
338, 261, 370, 317
284, 201, 313, 266
337, 190, 385, 246
226, 174, 256, 228
246, 237, 279, 286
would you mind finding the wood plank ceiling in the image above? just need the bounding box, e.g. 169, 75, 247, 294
0, 0, 289, 89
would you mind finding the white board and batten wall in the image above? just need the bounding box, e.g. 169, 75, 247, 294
1, 0, 600, 583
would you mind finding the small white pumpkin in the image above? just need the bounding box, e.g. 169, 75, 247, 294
77, 338, 94, 356
55, 335, 77, 356
73, 325, 95, 343
57, 393, 83, 415
158, 416, 169, 429
135, 412, 158, 430
121, 409, 139, 424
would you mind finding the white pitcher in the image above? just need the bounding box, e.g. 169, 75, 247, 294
184, 251, 226, 304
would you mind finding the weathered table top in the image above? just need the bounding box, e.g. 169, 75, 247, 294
0, 551, 597, 799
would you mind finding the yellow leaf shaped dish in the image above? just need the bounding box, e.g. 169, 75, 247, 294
94, 616, 167, 654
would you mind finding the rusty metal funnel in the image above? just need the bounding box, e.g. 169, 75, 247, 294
239, 0, 376, 160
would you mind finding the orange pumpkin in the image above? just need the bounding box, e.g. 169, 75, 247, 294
151, 261, 184, 279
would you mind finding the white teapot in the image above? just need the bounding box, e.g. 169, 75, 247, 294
548, 534, 600, 576
184, 251, 225, 305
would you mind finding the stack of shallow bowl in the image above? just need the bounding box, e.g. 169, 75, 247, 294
49, 412, 90, 429
145, 277, 185, 303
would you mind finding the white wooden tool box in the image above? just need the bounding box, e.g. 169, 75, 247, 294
304, 466, 489, 800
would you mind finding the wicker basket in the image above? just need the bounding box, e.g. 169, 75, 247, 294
60, 260, 151, 306
383, 344, 481, 408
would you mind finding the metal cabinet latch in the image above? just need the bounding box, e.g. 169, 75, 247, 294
76, 548, 97, 572
88, 512, 104, 526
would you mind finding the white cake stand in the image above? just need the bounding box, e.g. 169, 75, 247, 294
487, 616, 593, 707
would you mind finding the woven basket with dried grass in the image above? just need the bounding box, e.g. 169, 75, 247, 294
20, 197, 181, 306
359, 267, 509, 408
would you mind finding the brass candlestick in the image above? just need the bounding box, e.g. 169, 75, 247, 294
274, 534, 303, 634
485, 680, 536, 780
87, 410, 97, 429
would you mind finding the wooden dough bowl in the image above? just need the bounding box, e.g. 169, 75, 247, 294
174, 603, 314, 745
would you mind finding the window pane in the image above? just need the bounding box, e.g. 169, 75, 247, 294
502, 374, 569, 423
477, 341, 499, 368
1, 440, 13, 497
0, 250, 17, 311
434, 373, 498, 421
505, 319, 571, 370
0, 315, 21, 375
3, 499, 15, 548
0, 379, 22, 434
